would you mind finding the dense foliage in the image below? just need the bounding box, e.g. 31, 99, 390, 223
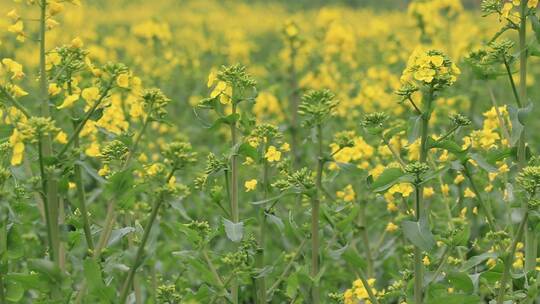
0, 0, 539, 303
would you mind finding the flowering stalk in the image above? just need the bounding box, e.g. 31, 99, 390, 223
517, 0, 536, 275
67, 81, 94, 252
118, 169, 176, 303
39, 0, 63, 276
310, 123, 324, 304
412, 88, 434, 304
255, 149, 269, 304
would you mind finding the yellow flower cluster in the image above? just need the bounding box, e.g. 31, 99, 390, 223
344, 278, 378, 304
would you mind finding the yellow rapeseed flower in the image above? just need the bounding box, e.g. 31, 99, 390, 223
245, 179, 257, 192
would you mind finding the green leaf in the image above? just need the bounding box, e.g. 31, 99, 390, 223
531, 15, 540, 42
103, 169, 134, 201
237, 143, 258, 161
370, 168, 406, 193
428, 138, 467, 158
460, 252, 498, 271
7, 224, 23, 259
6, 280, 24, 302
28, 258, 63, 284
485, 147, 516, 164
84, 259, 114, 301
285, 272, 299, 298
210, 113, 240, 130
6, 273, 49, 292
426, 294, 480, 304
469, 153, 497, 173
407, 115, 422, 143
336, 205, 360, 231
223, 218, 243, 242
401, 220, 435, 251
266, 213, 284, 231
342, 247, 367, 270
446, 271, 473, 293
508, 104, 533, 145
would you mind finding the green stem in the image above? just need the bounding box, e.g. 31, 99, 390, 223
358, 200, 374, 278
463, 164, 497, 232
267, 238, 307, 297
517, 1, 536, 275
413, 88, 434, 304
436, 125, 458, 142
39, 0, 62, 275
502, 56, 522, 108
118, 170, 175, 303
311, 123, 324, 304
288, 40, 300, 167
68, 81, 94, 252
413, 185, 423, 304
230, 102, 239, 304
496, 212, 528, 304
202, 249, 227, 290
256, 159, 269, 304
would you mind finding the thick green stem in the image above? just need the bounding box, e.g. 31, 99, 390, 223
412, 89, 434, 304
39, 0, 61, 272
118, 170, 175, 303
413, 185, 423, 304
517, 1, 536, 274
230, 102, 239, 304
311, 124, 324, 304
496, 212, 528, 304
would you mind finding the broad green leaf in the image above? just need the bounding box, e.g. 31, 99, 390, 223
266, 213, 284, 231
460, 252, 498, 271
370, 168, 406, 193
103, 169, 134, 201
428, 138, 467, 158
508, 104, 533, 145
84, 259, 114, 301
401, 220, 435, 251
237, 142, 258, 161
342, 247, 367, 270
107, 227, 135, 247
223, 218, 244, 242
469, 153, 497, 173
